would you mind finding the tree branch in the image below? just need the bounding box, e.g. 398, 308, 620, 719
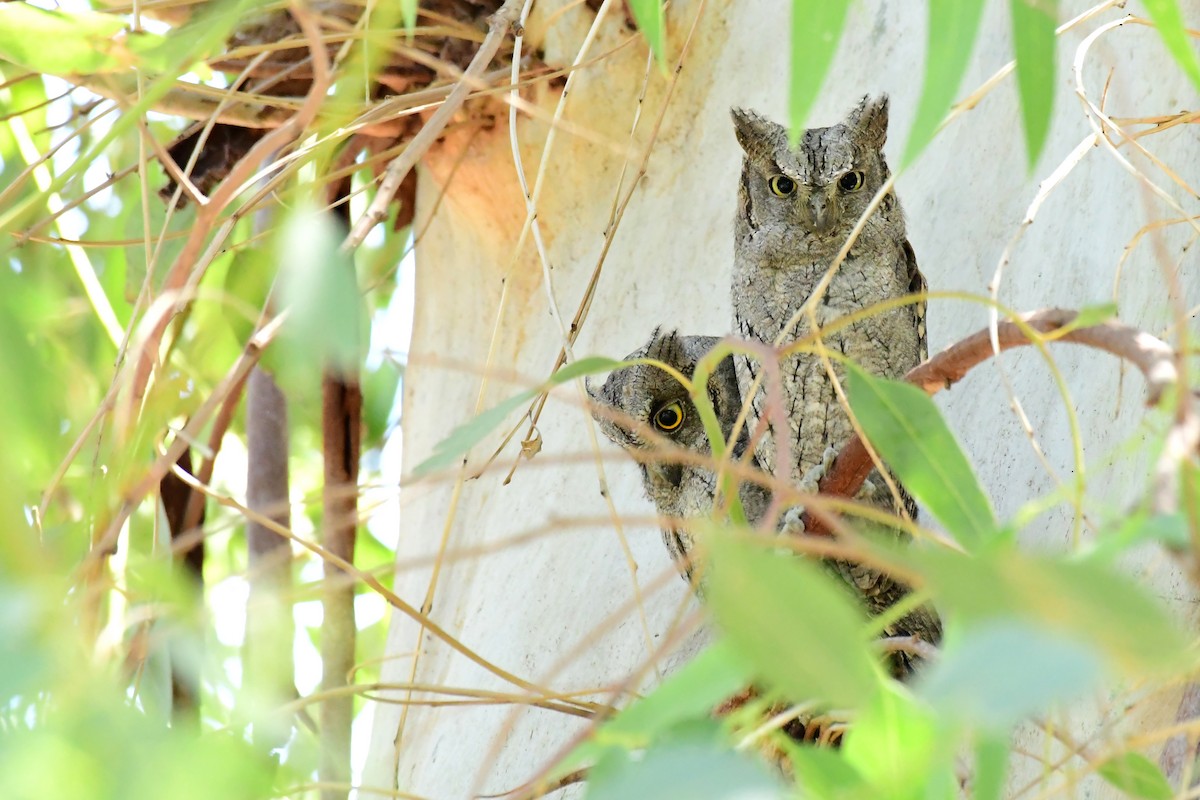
800, 308, 1181, 535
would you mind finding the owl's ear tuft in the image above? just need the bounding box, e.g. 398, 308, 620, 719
846, 94, 889, 148
645, 327, 683, 371
731, 107, 787, 163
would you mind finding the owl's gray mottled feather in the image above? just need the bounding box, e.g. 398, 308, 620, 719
590, 329, 936, 675
730, 95, 940, 650
588, 331, 770, 586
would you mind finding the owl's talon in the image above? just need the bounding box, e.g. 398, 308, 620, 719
780, 505, 807, 536
803, 713, 850, 748
860, 477, 878, 498
780, 446, 840, 534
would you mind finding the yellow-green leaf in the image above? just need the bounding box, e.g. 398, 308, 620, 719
846, 363, 996, 547
1098, 752, 1173, 800
789, 1, 853, 137
704, 526, 882, 710
843, 683, 952, 799
412, 356, 621, 476
0, 5, 170, 75
549, 639, 754, 781
912, 548, 1189, 676
628, 0, 668, 68
1010, 0, 1058, 167
1143, 0, 1200, 93
902, 0, 987, 166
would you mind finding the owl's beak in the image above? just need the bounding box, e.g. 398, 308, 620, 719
646, 461, 683, 489
806, 192, 837, 234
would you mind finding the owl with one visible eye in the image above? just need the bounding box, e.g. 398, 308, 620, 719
590, 328, 937, 675
730, 95, 940, 648
588, 330, 770, 587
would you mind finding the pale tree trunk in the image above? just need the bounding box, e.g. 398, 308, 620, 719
363, 1, 1200, 797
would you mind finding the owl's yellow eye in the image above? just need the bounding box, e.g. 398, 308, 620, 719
768, 175, 796, 197
652, 401, 685, 432
837, 170, 865, 192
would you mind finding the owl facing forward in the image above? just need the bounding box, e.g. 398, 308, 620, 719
731, 94, 927, 484
730, 95, 940, 646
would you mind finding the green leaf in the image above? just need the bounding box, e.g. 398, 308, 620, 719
846, 363, 996, 547
628, 0, 668, 68
412, 356, 621, 476
1089, 512, 1188, 563
278, 209, 363, 376
550, 640, 754, 780
0, 5, 171, 75
704, 525, 882, 709
221, 245, 274, 347
902, 0, 987, 165
789, 1, 854, 136
362, 361, 402, 446
918, 621, 1103, 730
1143, 0, 1200, 93
911, 548, 1189, 676
585, 739, 786, 800
843, 683, 953, 800
1010, 0, 1058, 167
1097, 752, 1174, 800
787, 746, 868, 800
400, 0, 418, 31
1048, 302, 1117, 336
972, 734, 1010, 800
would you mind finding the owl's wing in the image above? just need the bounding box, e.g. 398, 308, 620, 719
903, 240, 928, 363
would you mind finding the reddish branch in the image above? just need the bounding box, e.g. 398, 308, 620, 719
799, 308, 1180, 536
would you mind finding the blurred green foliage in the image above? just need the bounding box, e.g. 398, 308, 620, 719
1, 0, 1198, 798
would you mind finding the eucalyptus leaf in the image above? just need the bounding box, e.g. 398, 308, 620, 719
1142, 0, 1200, 92
278, 210, 363, 376
413, 356, 621, 476
846, 363, 996, 547
787, 746, 868, 800
549, 640, 754, 781
704, 525, 882, 710
918, 620, 1103, 730
912, 547, 1189, 676
0, 5, 171, 75
902, 0, 987, 165
586, 739, 786, 800
1048, 302, 1118, 338
1097, 752, 1174, 800
972, 734, 1010, 800
628, 0, 668, 68
1010, 0, 1058, 167
789, 1, 853, 138
843, 683, 952, 800
400, 0, 418, 31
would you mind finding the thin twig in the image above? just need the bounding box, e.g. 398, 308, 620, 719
341, 0, 522, 250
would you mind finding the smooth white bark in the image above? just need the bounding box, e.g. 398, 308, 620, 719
364, 2, 1200, 797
